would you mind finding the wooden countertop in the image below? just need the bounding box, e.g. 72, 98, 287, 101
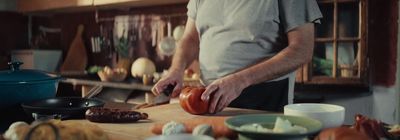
69, 103, 267, 140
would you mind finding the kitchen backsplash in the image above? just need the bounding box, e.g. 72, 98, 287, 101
0, 12, 28, 70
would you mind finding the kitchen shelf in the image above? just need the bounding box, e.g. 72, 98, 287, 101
94, 0, 188, 9
17, 0, 94, 13
61, 78, 153, 91
17, 0, 188, 13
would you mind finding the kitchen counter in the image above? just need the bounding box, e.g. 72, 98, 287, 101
69, 103, 267, 140
61, 77, 153, 91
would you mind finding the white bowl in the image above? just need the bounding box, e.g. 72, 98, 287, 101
284, 103, 345, 129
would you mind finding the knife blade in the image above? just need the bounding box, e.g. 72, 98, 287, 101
152, 84, 175, 105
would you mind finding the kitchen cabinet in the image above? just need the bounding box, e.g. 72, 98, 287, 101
17, 0, 93, 13
93, 0, 188, 9
17, 0, 188, 13
296, 0, 369, 86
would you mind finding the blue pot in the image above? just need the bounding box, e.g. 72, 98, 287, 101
0, 62, 61, 109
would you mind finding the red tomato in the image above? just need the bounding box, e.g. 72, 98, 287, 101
179, 87, 209, 115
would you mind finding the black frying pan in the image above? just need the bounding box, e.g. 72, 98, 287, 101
21, 97, 105, 120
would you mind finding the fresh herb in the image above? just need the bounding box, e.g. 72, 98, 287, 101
115, 37, 129, 58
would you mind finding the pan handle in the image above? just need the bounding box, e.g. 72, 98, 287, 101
32, 113, 69, 121
83, 85, 103, 98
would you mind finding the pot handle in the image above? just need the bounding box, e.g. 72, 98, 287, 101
8, 61, 23, 71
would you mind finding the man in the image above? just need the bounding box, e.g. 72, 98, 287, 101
152, 0, 322, 113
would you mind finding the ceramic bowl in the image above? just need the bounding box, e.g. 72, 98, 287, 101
284, 103, 345, 129
225, 114, 322, 140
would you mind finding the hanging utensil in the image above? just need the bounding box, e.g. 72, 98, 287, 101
60, 25, 88, 72
159, 19, 176, 56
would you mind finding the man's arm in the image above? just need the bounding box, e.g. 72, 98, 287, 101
202, 23, 315, 113
169, 18, 200, 74
152, 18, 200, 96
235, 23, 314, 86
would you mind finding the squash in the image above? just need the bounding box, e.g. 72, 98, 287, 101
179, 87, 209, 115
192, 124, 214, 137
131, 57, 156, 78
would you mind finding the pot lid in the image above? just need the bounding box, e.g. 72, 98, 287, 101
0, 62, 61, 83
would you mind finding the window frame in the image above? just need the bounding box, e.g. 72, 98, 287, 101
296, 0, 368, 86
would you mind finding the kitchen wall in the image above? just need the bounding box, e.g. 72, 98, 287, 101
354, 0, 399, 124
0, 12, 28, 69
0, 0, 16, 11
397, 0, 400, 123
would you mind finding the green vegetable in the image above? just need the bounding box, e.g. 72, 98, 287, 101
115, 37, 129, 58
87, 66, 104, 74
313, 57, 333, 76
192, 124, 214, 137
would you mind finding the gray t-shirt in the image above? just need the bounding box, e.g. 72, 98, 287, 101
187, 0, 323, 85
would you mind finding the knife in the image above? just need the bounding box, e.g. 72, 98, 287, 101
152, 84, 175, 105
136, 85, 176, 109
161, 84, 175, 97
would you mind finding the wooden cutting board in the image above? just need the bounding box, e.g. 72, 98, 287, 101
60, 25, 88, 72
68, 103, 268, 140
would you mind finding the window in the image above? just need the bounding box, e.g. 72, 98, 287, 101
296, 0, 368, 86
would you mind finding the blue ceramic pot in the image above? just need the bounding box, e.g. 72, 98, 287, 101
0, 62, 61, 109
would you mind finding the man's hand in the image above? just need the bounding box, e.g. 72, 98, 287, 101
152, 18, 199, 98
201, 74, 249, 113
152, 70, 184, 97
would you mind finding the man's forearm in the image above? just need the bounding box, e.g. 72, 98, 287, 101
168, 18, 200, 74
234, 43, 313, 87
169, 37, 199, 73
232, 23, 314, 87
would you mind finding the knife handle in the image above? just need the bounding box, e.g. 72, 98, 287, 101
162, 84, 175, 96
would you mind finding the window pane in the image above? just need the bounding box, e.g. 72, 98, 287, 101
338, 41, 359, 78
312, 42, 333, 77
316, 3, 334, 38
338, 2, 359, 38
